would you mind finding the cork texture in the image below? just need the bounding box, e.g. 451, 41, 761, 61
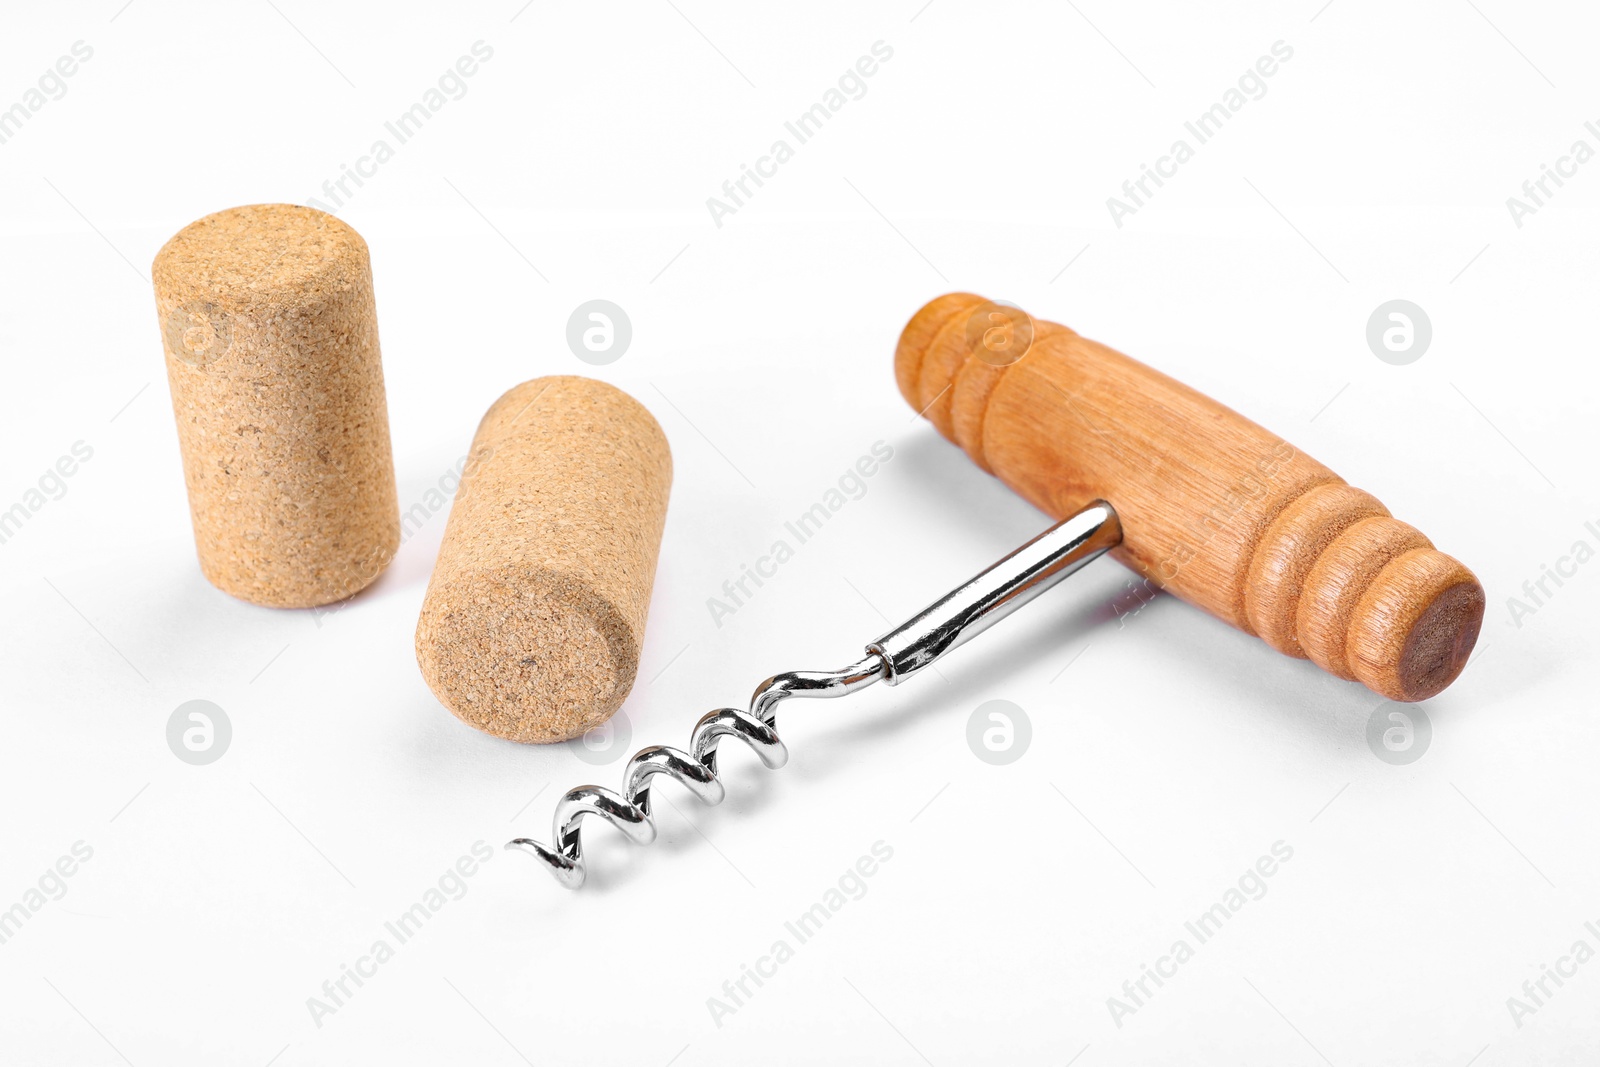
152, 203, 399, 608
415, 376, 673, 744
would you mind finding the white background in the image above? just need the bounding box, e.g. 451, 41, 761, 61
1, 1, 1596, 1064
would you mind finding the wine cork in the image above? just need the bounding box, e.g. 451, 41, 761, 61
152, 204, 400, 608
415, 376, 673, 744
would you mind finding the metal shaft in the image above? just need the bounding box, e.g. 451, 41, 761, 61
866, 500, 1122, 684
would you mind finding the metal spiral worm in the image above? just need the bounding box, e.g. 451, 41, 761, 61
508, 500, 1122, 889
507, 656, 886, 889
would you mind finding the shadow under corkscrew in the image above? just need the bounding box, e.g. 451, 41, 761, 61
507, 501, 1122, 890
507, 656, 886, 889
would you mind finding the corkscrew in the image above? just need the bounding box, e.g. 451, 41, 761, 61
507, 501, 1122, 888
508, 291, 1488, 888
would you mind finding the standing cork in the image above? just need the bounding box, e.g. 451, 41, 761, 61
415, 377, 673, 744
152, 204, 399, 608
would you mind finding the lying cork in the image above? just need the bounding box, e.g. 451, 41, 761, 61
152, 204, 399, 608
415, 377, 673, 743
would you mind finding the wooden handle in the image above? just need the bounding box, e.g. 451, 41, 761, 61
896, 294, 1484, 702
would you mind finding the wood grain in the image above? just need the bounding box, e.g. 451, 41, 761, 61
895, 295, 1484, 701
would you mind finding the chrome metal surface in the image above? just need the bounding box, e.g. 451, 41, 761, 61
867, 500, 1121, 684
507, 654, 886, 889
508, 500, 1122, 888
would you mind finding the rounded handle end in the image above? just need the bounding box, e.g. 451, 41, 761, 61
1251, 487, 1485, 701
1344, 548, 1485, 702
